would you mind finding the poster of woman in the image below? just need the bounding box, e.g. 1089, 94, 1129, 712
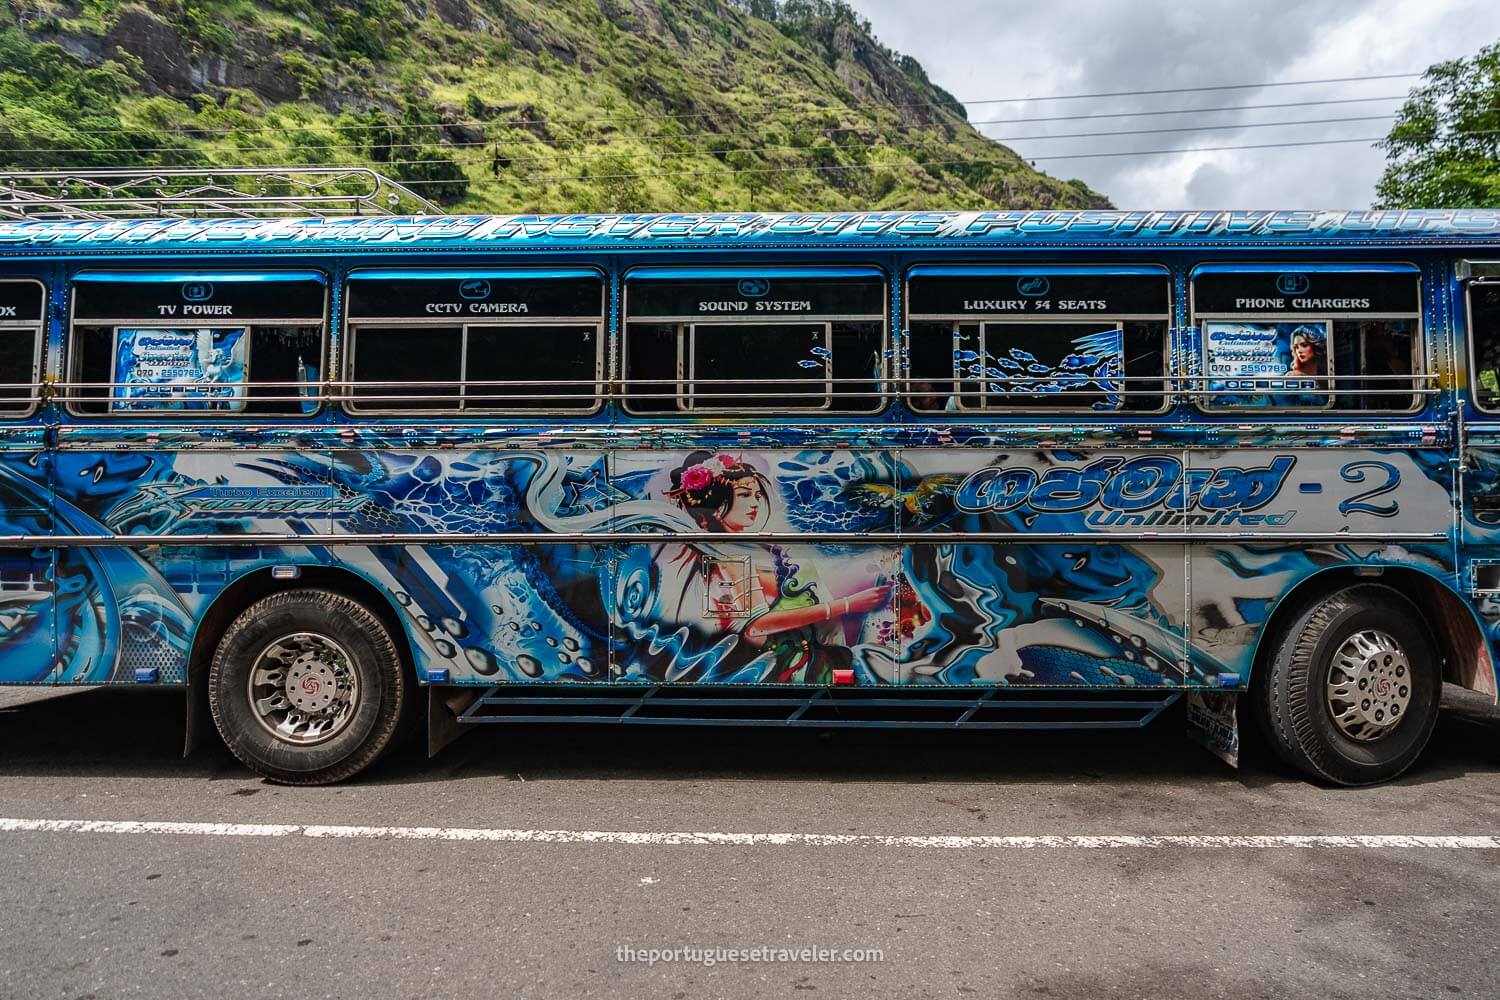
1203, 321, 1331, 407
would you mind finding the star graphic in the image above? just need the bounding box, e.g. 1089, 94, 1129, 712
558, 456, 629, 514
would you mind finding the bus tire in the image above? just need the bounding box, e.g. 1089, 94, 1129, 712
208, 589, 408, 785
1258, 584, 1440, 786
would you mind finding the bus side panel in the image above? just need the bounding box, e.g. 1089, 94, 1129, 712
898, 449, 1191, 687
0, 451, 54, 683
608, 449, 902, 685
47, 448, 336, 684
1456, 439, 1500, 689
326, 448, 614, 686
1187, 446, 1457, 680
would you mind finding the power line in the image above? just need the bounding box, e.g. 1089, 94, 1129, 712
17, 124, 1461, 191
0, 113, 1399, 160
962, 72, 1422, 105
1021, 135, 1388, 161
13, 130, 1394, 197
12, 72, 1425, 141
969, 94, 1407, 127
405, 124, 1497, 186
362, 135, 1398, 187
995, 113, 1395, 143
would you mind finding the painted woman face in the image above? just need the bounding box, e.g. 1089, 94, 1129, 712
1293, 338, 1315, 365
720, 480, 767, 532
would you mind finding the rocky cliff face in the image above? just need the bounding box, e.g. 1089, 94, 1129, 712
3, 0, 1111, 212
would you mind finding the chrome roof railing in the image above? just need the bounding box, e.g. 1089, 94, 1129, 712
0, 167, 444, 220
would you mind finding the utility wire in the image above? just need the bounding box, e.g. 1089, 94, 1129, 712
969, 94, 1407, 127
0, 113, 1400, 159
24, 123, 1469, 189
376, 125, 1498, 186
13, 72, 1424, 140
961, 72, 1421, 105
339, 135, 1397, 187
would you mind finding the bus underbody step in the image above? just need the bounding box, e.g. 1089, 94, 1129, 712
456, 685, 1183, 730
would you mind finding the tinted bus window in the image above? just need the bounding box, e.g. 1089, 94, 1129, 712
344, 271, 603, 414
0, 281, 44, 415
1193, 266, 1422, 412
1470, 282, 1500, 411
624, 269, 885, 413
907, 268, 1169, 413
66, 272, 325, 416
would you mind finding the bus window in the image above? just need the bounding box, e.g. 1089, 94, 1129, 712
1469, 282, 1500, 411
624, 268, 885, 413
0, 281, 44, 415
344, 270, 603, 414
1192, 265, 1422, 412
66, 271, 326, 416
906, 267, 1169, 413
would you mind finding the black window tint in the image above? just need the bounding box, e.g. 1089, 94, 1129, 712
1122, 321, 1169, 411
246, 326, 322, 415
906, 321, 956, 412
908, 321, 1164, 412
832, 321, 883, 412
692, 323, 829, 410
625, 320, 883, 413
70, 324, 325, 415
465, 325, 597, 410
624, 322, 677, 413
1200, 318, 1419, 412
1475, 286, 1500, 411
0, 329, 38, 413
1332, 319, 1417, 411
350, 327, 462, 411
71, 325, 112, 414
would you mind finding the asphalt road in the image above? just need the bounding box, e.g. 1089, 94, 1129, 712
1, 686, 1498, 1000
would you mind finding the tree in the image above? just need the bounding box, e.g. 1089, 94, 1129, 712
1376, 42, 1500, 208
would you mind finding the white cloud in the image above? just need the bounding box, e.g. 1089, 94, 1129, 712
847, 0, 1500, 207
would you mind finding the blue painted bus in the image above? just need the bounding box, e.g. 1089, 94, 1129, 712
3, 209, 1500, 785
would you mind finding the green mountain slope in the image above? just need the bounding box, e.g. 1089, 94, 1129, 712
2, 0, 1111, 213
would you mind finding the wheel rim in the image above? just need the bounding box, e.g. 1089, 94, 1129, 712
1325, 628, 1413, 742
247, 632, 361, 746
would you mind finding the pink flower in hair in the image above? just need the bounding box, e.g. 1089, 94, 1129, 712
681, 465, 713, 491
715, 453, 739, 469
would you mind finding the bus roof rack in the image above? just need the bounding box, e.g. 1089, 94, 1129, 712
0, 167, 444, 220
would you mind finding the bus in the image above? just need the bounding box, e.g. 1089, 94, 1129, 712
2, 209, 1498, 787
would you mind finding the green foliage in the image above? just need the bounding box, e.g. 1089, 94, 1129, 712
327, 0, 409, 61
0, 26, 193, 169
279, 51, 326, 99
176, 1, 236, 54
0, 0, 1109, 212
1377, 42, 1500, 208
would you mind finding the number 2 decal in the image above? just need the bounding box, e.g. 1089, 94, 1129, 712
1338, 461, 1401, 518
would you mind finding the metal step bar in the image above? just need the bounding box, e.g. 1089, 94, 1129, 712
457, 684, 1183, 730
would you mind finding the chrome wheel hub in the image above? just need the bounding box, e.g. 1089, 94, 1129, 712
248, 633, 359, 746
1326, 629, 1412, 742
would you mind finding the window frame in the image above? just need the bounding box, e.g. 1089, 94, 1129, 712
341, 268, 606, 417
1463, 262, 1500, 415
1189, 261, 1426, 416
0, 278, 46, 419
903, 263, 1173, 416
64, 270, 329, 419
946, 318, 1131, 413
684, 320, 836, 412
622, 265, 889, 416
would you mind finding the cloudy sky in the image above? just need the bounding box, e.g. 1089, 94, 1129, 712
847, 0, 1500, 208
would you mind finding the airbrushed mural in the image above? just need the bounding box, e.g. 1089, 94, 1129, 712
0, 439, 1462, 694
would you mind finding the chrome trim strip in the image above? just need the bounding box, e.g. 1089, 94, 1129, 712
0, 530, 1449, 548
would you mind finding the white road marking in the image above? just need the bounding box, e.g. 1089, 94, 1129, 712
1, 818, 1498, 849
